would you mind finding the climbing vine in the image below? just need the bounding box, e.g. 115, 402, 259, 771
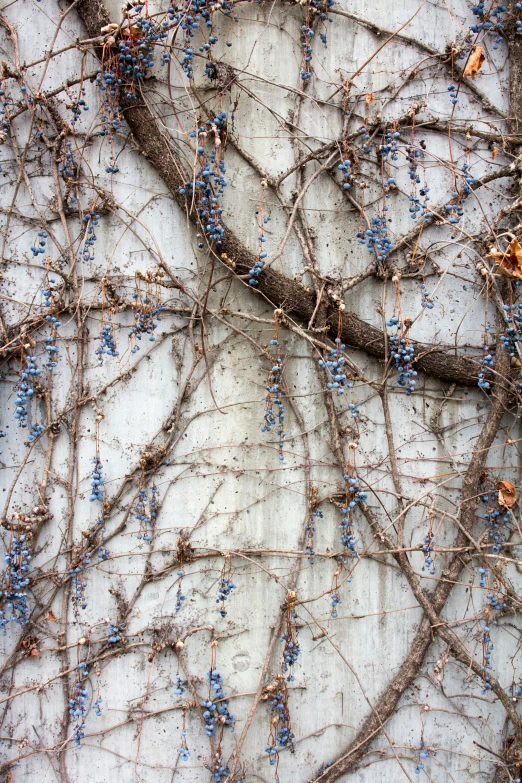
2, 0, 522, 781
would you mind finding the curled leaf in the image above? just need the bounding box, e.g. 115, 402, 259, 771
495, 480, 517, 508
463, 46, 485, 78
21, 636, 41, 658
365, 92, 373, 106
101, 23, 119, 33
487, 238, 522, 279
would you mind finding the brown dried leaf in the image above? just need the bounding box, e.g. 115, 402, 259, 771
21, 635, 41, 658
463, 46, 485, 78
365, 92, 373, 106
495, 480, 517, 508
44, 609, 57, 622
491, 145, 499, 160
487, 238, 522, 279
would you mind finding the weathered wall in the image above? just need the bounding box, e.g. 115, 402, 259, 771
0, 0, 521, 781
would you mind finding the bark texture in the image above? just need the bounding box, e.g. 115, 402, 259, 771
75, 0, 483, 388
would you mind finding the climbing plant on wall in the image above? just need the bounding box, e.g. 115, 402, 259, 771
2, 0, 522, 780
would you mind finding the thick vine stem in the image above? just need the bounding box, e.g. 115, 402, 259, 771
74, 0, 487, 388
2, 0, 522, 780
311, 313, 513, 783
68, 3, 520, 778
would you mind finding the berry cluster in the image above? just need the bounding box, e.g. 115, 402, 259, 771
79, 212, 100, 262
338, 473, 366, 561
330, 591, 341, 618
107, 619, 121, 643
95, 66, 122, 157
175, 571, 186, 612
500, 299, 522, 396
460, 162, 477, 195
69, 661, 89, 748
481, 489, 510, 553
481, 614, 494, 693
134, 488, 149, 539
42, 280, 60, 310
203, 669, 234, 736
478, 341, 494, 391
439, 165, 476, 239
470, 2, 513, 48
116, 17, 164, 94
28, 423, 44, 442
478, 568, 507, 694
133, 485, 158, 540
89, 455, 104, 502
0, 534, 32, 632
359, 125, 372, 154
261, 337, 286, 460
387, 318, 417, 394
406, 142, 421, 187
444, 189, 465, 230
94, 9, 170, 167
177, 740, 190, 761
380, 130, 400, 161
129, 293, 165, 353
69, 86, 89, 124
45, 332, 60, 370
179, 114, 227, 247
210, 747, 230, 782
299, 0, 334, 80
14, 356, 40, 428
265, 676, 296, 766
59, 140, 76, 180
356, 214, 393, 261
30, 231, 47, 257
216, 574, 236, 617
281, 622, 300, 680
95, 316, 119, 365
348, 401, 359, 420
447, 82, 458, 106
176, 694, 192, 766
318, 338, 351, 395
0, 84, 8, 137
419, 282, 434, 309
337, 157, 351, 189
174, 673, 186, 696
315, 760, 334, 776
170, 0, 239, 79
43, 282, 62, 374
248, 255, 265, 286
414, 739, 429, 774
300, 23, 315, 81
70, 549, 90, 611
421, 532, 435, 574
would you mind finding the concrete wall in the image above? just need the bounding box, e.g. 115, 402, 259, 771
0, 0, 520, 780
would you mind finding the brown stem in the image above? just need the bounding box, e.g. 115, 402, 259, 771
311, 312, 512, 783
73, 0, 485, 388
